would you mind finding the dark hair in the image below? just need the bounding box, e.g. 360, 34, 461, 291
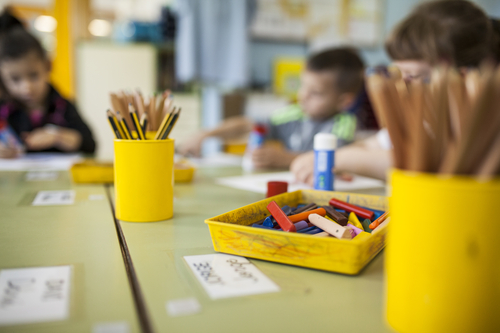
0, 8, 46, 62
306, 47, 365, 94
385, 0, 500, 67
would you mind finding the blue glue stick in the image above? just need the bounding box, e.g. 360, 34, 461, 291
313, 133, 337, 191
242, 124, 267, 171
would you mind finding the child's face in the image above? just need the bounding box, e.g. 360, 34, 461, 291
297, 69, 344, 120
393, 60, 432, 82
0, 52, 50, 108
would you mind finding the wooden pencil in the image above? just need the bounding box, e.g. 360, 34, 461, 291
155, 107, 175, 140
129, 103, 145, 140
161, 107, 182, 139
367, 65, 500, 178
116, 111, 132, 140
140, 113, 148, 134
106, 110, 122, 139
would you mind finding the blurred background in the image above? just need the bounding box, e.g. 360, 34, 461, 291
2, 0, 499, 160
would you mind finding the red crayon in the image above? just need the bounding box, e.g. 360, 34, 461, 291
329, 198, 374, 220
266, 201, 296, 232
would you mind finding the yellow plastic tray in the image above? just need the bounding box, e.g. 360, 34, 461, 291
70, 160, 114, 183
71, 160, 195, 184
205, 190, 387, 275
173, 162, 196, 183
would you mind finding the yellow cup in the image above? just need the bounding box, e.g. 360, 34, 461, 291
386, 169, 500, 333
114, 139, 174, 222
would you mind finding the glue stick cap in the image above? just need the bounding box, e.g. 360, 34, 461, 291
314, 133, 337, 150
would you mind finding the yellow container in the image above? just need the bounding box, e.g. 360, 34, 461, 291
174, 162, 195, 183
205, 190, 387, 275
70, 160, 114, 183
71, 160, 194, 184
386, 170, 500, 333
114, 139, 174, 222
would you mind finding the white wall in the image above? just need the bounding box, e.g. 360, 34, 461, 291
76, 42, 157, 160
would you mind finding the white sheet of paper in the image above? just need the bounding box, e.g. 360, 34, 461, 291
25, 171, 59, 181
0, 153, 81, 171
32, 190, 75, 206
0, 266, 71, 326
184, 254, 280, 300
215, 171, 385, 193
184, 153, 243, 168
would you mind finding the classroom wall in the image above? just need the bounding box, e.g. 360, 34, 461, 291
76, 42, 157, 160
249, 0, 500, 86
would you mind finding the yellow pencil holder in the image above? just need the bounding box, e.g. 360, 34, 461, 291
114, 139, 174, 222
386, 169, 500, 333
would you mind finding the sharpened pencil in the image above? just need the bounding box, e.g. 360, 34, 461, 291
162, 108, 181, 139
129, 103, 145, 140
106, 110, 122, 139
116, 111, 132, 140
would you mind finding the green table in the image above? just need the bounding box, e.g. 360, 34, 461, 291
0, 171, 139, 333
115, 167, 392, 333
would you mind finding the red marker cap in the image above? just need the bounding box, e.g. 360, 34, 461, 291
266, 181, 288, 198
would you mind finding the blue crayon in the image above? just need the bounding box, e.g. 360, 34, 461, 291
304, 228, 323, 235
262, 216, 276, 228
252, 223, 274, 229
297, 226, 317, 233
282, 205, 292, 215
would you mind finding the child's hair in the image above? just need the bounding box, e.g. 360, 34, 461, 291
385, 0, 500, 67
306, 47, 365, 94
0, 8, 46, 62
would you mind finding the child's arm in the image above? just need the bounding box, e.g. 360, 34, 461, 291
290, 134, 392, 184
252, 145, 300, 169
178, 116, 253, 157
23, 126, 81, 152
0, 142, 21, 158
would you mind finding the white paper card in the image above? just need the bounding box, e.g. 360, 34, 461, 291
166, 297, 201, 317
25, 171, 58, 181
0, 266, 71, 326
93, 322, 130, 333
32, 190, 75, 206
216, 171, 385, 194
0, 153, 82, 171
184, 254, 280, 300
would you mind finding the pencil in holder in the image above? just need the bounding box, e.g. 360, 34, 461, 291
114, 139, 174, 222
386, 169, 500, 333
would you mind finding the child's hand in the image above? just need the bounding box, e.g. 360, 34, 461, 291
22, 128, 58, 151
251, 146, 298, 169
177, 132, 207, 157
290, 151, 315, 186
0, 142, 21, 158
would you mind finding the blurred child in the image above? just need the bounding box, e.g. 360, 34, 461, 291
291, 0, 500, 183
0, 9, 95, 159
178, 47, 368, 169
